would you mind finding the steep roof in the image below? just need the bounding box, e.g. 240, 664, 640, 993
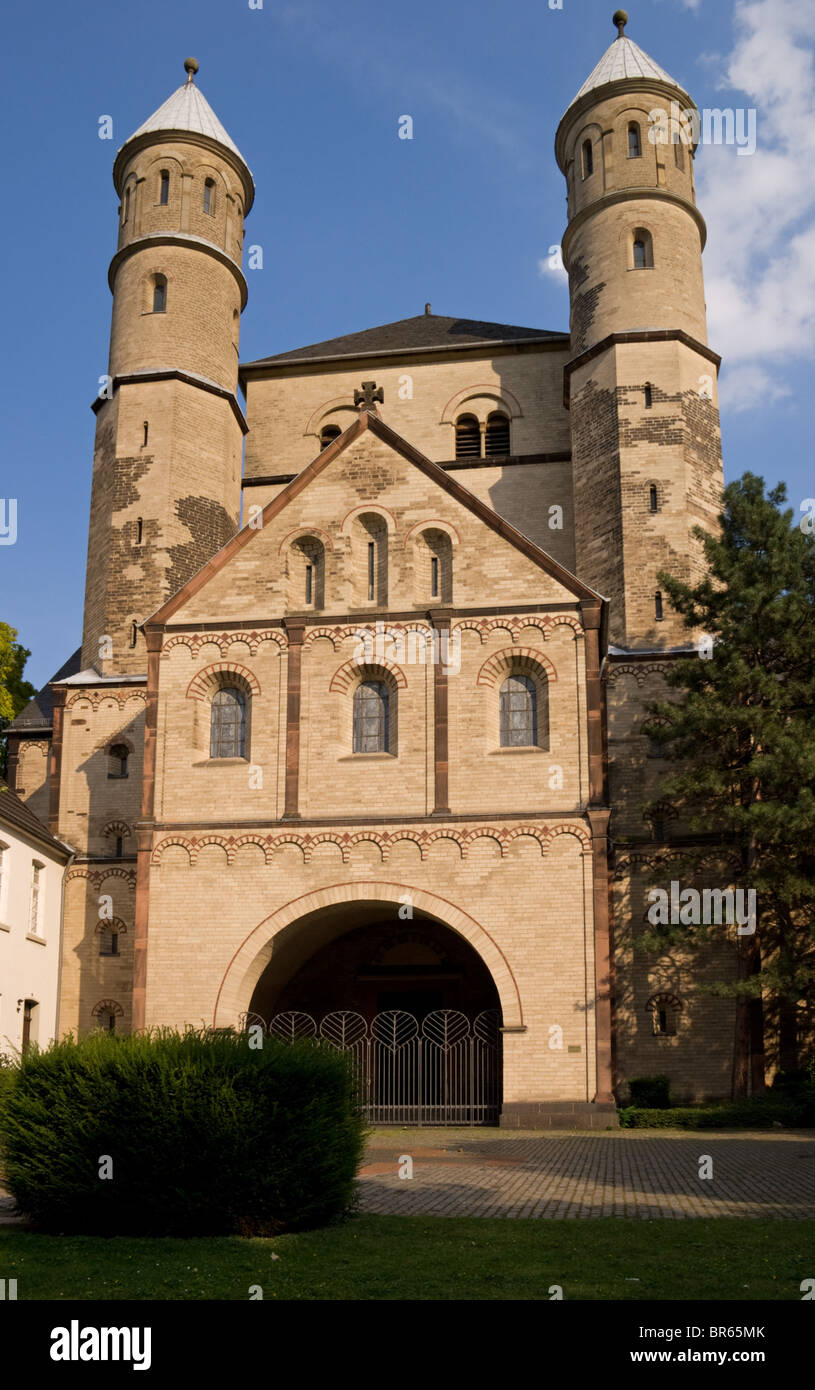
9, 648, 82, 732
572, 33, 678, 105
242, 314, 567, 371
124, 73, 248, 167
0, 780, 72, 859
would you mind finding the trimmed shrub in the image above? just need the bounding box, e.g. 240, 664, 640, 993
0, 1028, 367, 1236
618, 1097, 814, 1129
628, 1074, 672, 1109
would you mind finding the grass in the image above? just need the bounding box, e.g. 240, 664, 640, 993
1, 1216, 814, 1300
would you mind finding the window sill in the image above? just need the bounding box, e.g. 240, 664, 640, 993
338, 753, 397, 762
489, 746, 547, 755
26, 932, 47, 946
193, 757, 250, 767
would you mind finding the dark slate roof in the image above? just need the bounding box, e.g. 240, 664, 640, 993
0, 780, 71, 858
242, 313, 568, 369
9, 647, 82, 731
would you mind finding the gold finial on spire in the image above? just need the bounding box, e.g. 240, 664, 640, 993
184, 56, 199, 83
613, 9, 628, 37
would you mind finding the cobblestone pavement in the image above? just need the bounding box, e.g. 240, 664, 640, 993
357, 1129, 815, 1219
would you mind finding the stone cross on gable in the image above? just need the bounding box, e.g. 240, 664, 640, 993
354, 381, 384, 412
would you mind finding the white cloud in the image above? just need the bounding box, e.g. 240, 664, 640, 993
698, 0, 815, 406
717, 363, 793, 413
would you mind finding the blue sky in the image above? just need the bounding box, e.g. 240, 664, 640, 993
2, 0, 814, 687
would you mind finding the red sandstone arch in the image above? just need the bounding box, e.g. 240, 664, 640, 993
213, 880, 523, 1030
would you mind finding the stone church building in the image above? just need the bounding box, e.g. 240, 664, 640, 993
7, 13, 737, 1123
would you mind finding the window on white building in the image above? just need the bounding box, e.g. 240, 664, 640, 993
29, 861, 44, 937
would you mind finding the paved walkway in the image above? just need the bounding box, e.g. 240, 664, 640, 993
2, 1130, 814, 1225
357, 1129, 815, 1219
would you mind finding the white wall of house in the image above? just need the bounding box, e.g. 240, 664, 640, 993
0, 825, 69, 1056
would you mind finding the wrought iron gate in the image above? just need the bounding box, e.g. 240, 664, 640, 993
241, 1008, 502, 1125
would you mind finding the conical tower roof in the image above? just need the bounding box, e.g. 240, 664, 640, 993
560, 11, 693, 130
114, 59, 253, 207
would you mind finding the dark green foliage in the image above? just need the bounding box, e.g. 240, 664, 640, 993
639, 474, 815, 1085
619, 1098, 814, 1129
628, 1074, 672, 1108
0, 623, 36, 778
0, 1029, 367, 1236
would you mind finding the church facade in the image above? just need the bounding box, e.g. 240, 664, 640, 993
8, 15, 740, 1123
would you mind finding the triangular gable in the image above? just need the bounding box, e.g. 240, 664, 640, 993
145, 411, 602, 628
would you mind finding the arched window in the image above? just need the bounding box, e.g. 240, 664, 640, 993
674, 137, 685, 170
92, 1000, 123, 1034
655, 591, 664, 621
122, 187, 131, 225
644, 384, 653, 409
455, 414, 481, 459
129, 621, 138, 648
99, 925, 120, 957
356, 513, 388, 605
581, 139, 593, 178
353, 680, 390, 753
320, 424, 342, 450
108, 744, 129, 779
288, 534, 325, 609
210, 687, 246, 759
416, 528, 453, 604
485, 412, 510, 456
628, 122, 641, 158
647, 992, 683, 1037
136, 517, 144, 545
649, 484, 658, 513
142, 420, 149, 446
632, 228, 653, 270
203, 178, 215, 215
159, 170, 170, 205
152, 274, 167, 312
499, 674, 538, 748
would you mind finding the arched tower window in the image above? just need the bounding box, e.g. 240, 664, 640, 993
210, 687, 247, 759
159, 170, 170, 205
499, 674, 538, 748
107, 744, 129, 779
455, 414, 481, 459
152, 274, 167, 312
675, 138, 685, 170
632, 228, 654, 270
98, 924, 120, 957
203, 179, 215, 215
655, 591, 664, 622
644, 383, 653, 409
649, 484, 659, 513
647, 992, 683, 1037
485, 412, 510, 457
581, 139, 593, 178
122, 187, 131, 225
320, 424, 342, 450
628, 122, 642, 158
353, 680, 390, 754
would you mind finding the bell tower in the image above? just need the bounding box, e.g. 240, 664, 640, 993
557, 11, 724, 649
81, 58, 254, 674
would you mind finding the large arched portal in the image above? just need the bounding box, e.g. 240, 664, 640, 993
217, 885, 512, 1125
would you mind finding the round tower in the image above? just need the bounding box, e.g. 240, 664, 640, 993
557, 11, 723, 650
81, 59, 254, 674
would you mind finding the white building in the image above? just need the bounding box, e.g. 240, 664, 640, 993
0, 781, 73, 1056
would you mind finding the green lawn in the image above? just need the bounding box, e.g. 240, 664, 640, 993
1, 1216, 813, 1300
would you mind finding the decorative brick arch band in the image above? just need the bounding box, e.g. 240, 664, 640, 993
476, 647, 558, 687
213, 881, 524, 1030
329, 657, 407, 693
186, 662, 261, 701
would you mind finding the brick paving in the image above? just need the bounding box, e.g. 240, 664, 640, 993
357, 1129, 815, 1219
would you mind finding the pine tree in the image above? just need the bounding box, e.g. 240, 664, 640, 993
641, 474, 815, 1096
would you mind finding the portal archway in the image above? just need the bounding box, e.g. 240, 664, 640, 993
213, 881, 521, 1029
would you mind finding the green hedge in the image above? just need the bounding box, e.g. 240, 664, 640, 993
628, 1074, 672, 1108
0, 1029, 367, 1236
619, 1097, 815, 1129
